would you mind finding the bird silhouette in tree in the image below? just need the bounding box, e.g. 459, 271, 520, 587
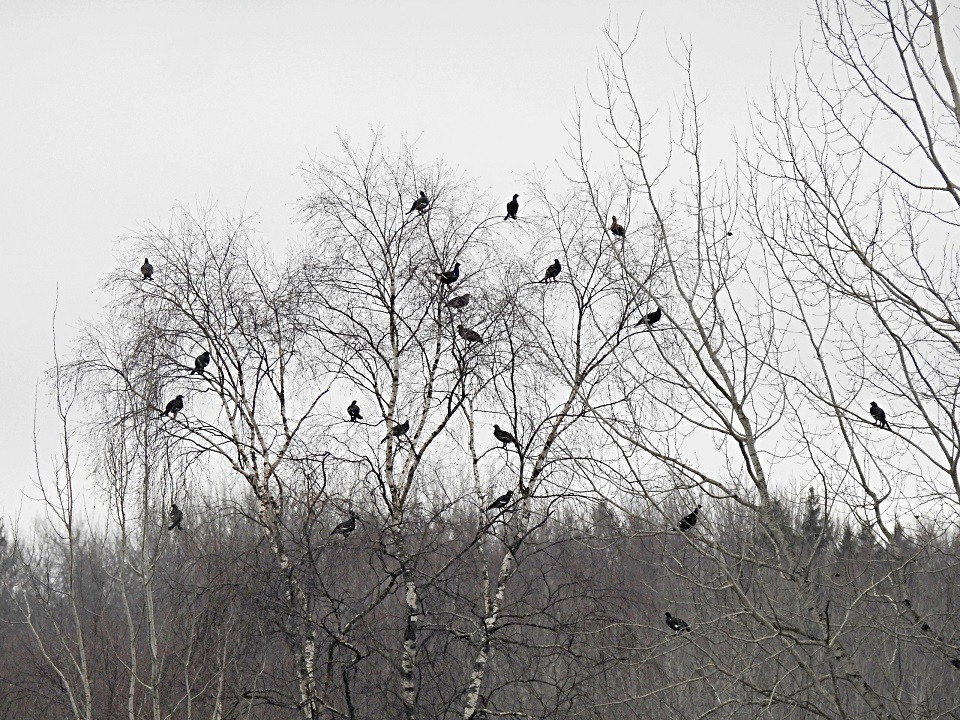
445, 293, 471, 309
347, 400, 363, 422
486, 490, 514, 512
408, 191, 429, 215
505, 194, 519, 220
435, 262, 461, 286
671, 505, 701, 532
381, 419, 410, 444
493, 424, 519, 448
542, 259, 561, 283
869, 402, 891, 430
141, 258, 154, 280
610, 216, 626, 238
192, 350, 210, 375
638, 307, 662, 328
665, 612, 691, 634
162, 395, 184, 418
168, 503, 183, 531
331, 512, 357, 538
458, 325, 483, 343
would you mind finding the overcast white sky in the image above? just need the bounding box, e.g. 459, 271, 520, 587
0, 1, 807, 517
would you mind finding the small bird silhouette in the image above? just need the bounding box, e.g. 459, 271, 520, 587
486, 490, 514, 511
951, 658, 960, 670
141, 258, 154, 280
458, 325, 483, 343
381, 419, 410, 444
408, 191, 429, 215
435, 262, 461, 286
445, 293, 471, 309
331, 512, 357, 537
542, 259, 561, 283
505, 194, 519, 220
869, 402, 890, 430
347, 400, 363, 422
638, 307, 662, 328
162, 395, 184, 418
493, 424, 519, 447
168, 503, 183, 531
665, 612, 691, 634
192, 350, 210, 375
671, 505, 701, 532
610, 216, 626, 238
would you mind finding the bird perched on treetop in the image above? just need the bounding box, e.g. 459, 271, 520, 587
141, 258, 154, 281
192, 350, 210, 375
486, 490, 514, 511
347, 400, 363, 422
168, 503, 183, 531
445, 293, 471, 309
665, 612, 691, 634
610, 216, 626, 238
505, 194, 519, 220
162, 395, 184, 418
435, 262, 461, 286
671, 505, 701, 532
458, 325, 483, 343
869, 402, 890, 430
408, 191, 430, 215
542, 259, 561, 283
381, 419, 410, 444
331, 512, 357, 538
638, 307, 662, 328
493, 424, 519, 447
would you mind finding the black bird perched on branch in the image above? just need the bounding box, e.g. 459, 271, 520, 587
347, 400, 362, 422
435, 262, 461, 286
671, 505, 701, 532
638, 307, 662, 328
445, 293, 471, 309
162, 395, 184, 418
458, 325, 483, 343
331, 512, 357, 537
408, 191, 430, 215
869, 402, 890, 430
141, 258, 153, 280
381, 419, 410, 444
191, 350, 210, 374
486, 490, 514, 511
952, 658, 960, 670
610, 216, 626, 238
665, 612, 691, 634
493, 424, 519, 447
505, 194, 519, 220
168, 503, 183, 531
542, 259, 561, 283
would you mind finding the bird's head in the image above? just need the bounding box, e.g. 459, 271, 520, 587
611, 216, 618, 222
494, 424, 501, 431
870, 401, 878, 408
144, 257, 149, 263
665, 612, 672, 618
453, 262, 460, 269
176, 394, 184, 400
513, 194, 519, 199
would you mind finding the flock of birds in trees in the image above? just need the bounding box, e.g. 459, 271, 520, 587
138, 189, 899, 641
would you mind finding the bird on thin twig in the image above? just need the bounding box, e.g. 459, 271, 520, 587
610, 216, 626, 238
493, 424, 519, 448
408, 191, 429, 215
141, 258, 154, 280
505, 194, 519, 220
458, 325, 483, 343
869, 402, 891, 430
192, 350, 210, 375
381, 419, 410, 444
168, 503, 183, 531
434, 262, 461, 286
347, 400, 362, 422
486, 490, 514, 511
445, 293, 471, 309
671, 505, 701, 532
162, 395, 184, 418
637, 307, 662, 328
542, 259, 561, 283
665, 612, 691, 634
331, 512, 357, 538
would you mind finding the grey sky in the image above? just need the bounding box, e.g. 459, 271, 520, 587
0, 1, 806, 515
